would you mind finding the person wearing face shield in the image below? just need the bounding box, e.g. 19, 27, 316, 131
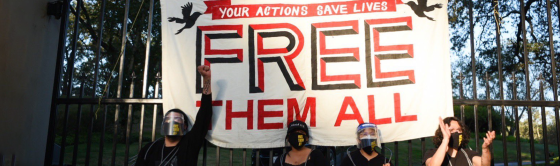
340, 123, 393, 166
422, 117, 495, 166
273, 120, 328, 166
135, 65, 213, 166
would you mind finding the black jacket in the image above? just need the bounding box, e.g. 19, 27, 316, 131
135, 94, 213, 166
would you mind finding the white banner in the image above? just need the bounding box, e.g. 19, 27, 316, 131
161, 0, 453, 148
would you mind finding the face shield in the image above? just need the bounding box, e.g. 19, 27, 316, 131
357, 123, 381, 149
355, 123, 392, 164
161, 112, 187, 136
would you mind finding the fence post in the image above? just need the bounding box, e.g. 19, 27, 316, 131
72, 73, 87, 166
124, 72, 136, 166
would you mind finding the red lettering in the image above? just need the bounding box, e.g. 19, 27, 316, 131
198, 25, 244, 63
196, 100, 223, 130
258, 99, 284, 129
225, 100, 254, 130
314, 20, 361, 88
334, 96, 364, 126
366, 17, 415, 83
394, 93, 417, 122
287, 97, 316, 127
367, 95, 391, 124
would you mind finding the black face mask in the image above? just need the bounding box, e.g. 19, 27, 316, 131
449, 132, 463, 149
360, 139, 377, 155
288, 133, 307, 149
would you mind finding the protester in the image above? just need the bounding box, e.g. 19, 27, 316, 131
340, 123, 392, 166
423, 117, 495, 166
135, 65, 213, 166
274, 120, 329, 166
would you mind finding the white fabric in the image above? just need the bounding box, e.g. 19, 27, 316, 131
161, 0, 453, 148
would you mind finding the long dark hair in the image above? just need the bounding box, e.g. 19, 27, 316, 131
433, 117, 470, 148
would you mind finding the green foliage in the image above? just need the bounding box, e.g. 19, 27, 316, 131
453, 105, 511, 135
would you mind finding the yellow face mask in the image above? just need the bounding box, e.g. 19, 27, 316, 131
298, 135, 304, 146
172, 124, 180, 135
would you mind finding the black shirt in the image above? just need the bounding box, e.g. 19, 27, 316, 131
422, 148, 480, 166
273, 149, 329, 166
135, 94, 213, 166
340, 150, 393, 166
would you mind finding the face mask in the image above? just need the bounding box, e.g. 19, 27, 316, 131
449, 132, 463, 149
360, 138, 377, 155
288, 133, 307, 149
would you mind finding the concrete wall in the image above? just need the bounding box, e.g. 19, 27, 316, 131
0, 0, 60, 165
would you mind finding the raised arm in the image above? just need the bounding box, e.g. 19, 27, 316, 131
188, 65, 212, 143
473, 131, 495, 166
200, 65, 212, 95
426, 117, 451, 166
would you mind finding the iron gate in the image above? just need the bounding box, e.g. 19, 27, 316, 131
43, 0, 560, 165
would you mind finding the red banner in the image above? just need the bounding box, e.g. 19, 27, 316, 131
210, 0, 397, 20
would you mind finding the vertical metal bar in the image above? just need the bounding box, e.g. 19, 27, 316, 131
111, 108, 120, 165
269, 149, 273, 166
124, 73, 136, 166
492, 0, 507, 163
60, 0, 83, 164
394, 142, 398, 166
519, 0, 535, 163
485, 72, 494, 165
139, 0, 155, 153
86, 0, 107, 164
408, 140, 412, 166
545, 0, 560, 158
217, 146, 220, 166
112, 0, 131, 164
229, 149, 233, 166
539, 76, 550, 166
98, 84, 110, 166
474, 105, 479, 152
526, 103, 536, 166
485, 72, 492, 129
45, 0, 71, 165
468, 0, 480, 152
421, 138, 425, 160
256, 149, 260, 166
500, 105, 507, 166
333, 147, 337, 165
512, 72, 522, 166
468, 0, 477, 100
243, 148, 247, 166
459, 73, 465, 121
72, 75, 86, 166
152, 73, 161, 142
86, 104, 96, 165
327, 146, 331, 163
460, 102, 465, 121
60, 106, 71, 164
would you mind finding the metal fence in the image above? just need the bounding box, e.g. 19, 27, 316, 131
43, 0, 560, 165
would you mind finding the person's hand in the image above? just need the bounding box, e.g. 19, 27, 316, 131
482, 131, 495, 149
383, 163, 390, 166
439, 117, 451, 141
198, 65, 211, 78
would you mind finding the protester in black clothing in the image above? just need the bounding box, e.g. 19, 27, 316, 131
423, 117, 495, 166
274, 120, 328, 166
135, 65, 213, 166
340, 123, 392, 166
